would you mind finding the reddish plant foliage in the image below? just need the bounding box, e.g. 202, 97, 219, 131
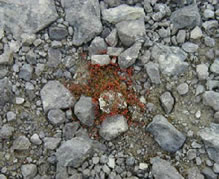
67, 61, 145, 124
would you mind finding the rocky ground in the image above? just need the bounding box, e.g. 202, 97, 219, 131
0, 0, 219, 178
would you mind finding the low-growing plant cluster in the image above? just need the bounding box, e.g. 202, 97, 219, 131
66, 59, 145, 125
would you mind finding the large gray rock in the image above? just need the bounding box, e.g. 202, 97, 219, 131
0, 124, 14, 139
102, 4, 145, 24
199, 123, 219, 163
74, 96, 95, 127
19, 64, 33, 81
43, 137, 61, 150
12, 136, 31, 151
47, 109, 66, 125
145, 62, 161, 85
187, 167, 204, 179
152, 44, 188, 76
151, 157, 184, 179
210, 59, 219, 74
99, 115, 128, 141
170, 5, 201, 30
160, 92, 175, 114
146, 115, 186, 153
118, 42, 142, 69
62, 0, 102, 46
116, 18, 145, 47
203, 91, 219, 111
0, 0, 58, 39
88, 37, 107, 56
91, 55, 111, 66
0, 77, 14, 108
182, 42, 199, 53
21, 164, 37, 179
40, 80, 75, 113
56, 137, 93, 167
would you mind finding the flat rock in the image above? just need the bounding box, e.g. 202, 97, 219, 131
116, 18, 145, 47
170, 4, 201, 30
0, 124, 14, 139
187, 167, 204, 179
199, 123, 219, 163
40, 80, 75, 113
74, 96, 95, 127
118, 42, 142, 69
99, 115, 128, 141
210, 59, 219, 74
0, 45, 13, 65
62, 0, 102, 46
88, 37, 107, 56
56, 137, 93, 167
43, 137, 61, 150
105, 29, 118, 47
107, 47, 124, 56
91, 55, 111, 66
182, 42, 199, 53
47, 109, 66, 125
102, 4, 145, 24
0, 0, 58, 39
151, 157, 184, 179
47, 48, 62, 68
160, 92, 174, 114
202, 91, 219, 111
0, 77, 14, 108
146, 115, 186, 152
48, 26, 68, 41
12, 136, 31, 151
145, 62, 161, 85
21, 164, 37, 179
152, 44, 188, 76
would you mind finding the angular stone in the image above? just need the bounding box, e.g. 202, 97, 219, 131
107, 47, 124, 57
0, 124, 14, 139
19, 64, 33, 81
47, 109, 66, 125
146, 115, 186, 152
176, 30, 186, 44
0, 0, 58, 39
187, 167, 204, 179
196, 64, 209, 80
63, 122, 80, 140
0, 45, 13, 65
48, 26, 68, 41
210, 59, 219, 74
62, 0, 102, 46
44, 137, 61, 150
40, 80, 75, 113
102, 4, 145, 24
118, 42, 142, 69
116, 18, 145, 47
21, 164, 37, 179
56, 137, 93, 167
190, 26, 203, 39
202, 91, 219, 111
152, 44, 188, 76
105, 29, 118, 47
151, 157, 184, 179
160, 92, 174, 114
199, 123, 219, 163
182, 42, 199, 53
0, 77, 14, 108
99, 115, 128, 141
145, 62, 161, 85
13, 136, 31, 151
202, 167, 218, 179
88, 37, 107, 56
170, 5, 201, 29
91, 55, 110, 66
47, 48, 62, 68
74, 96, 95, 127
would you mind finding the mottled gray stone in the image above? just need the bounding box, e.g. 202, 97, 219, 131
47, 48, 62, 68
146, 115, 186, 152
18, 64, 33, 81
102, 4, 145, 24
13, 136, 31, 151
0, 174, 7, 179
202, 91, 219, 111
176, 30, 186, 44
160, 92, 174, 114
118, 42, 142, 69
40, 80, 75, 113
203, 9, 214, 19
213, 163, 219, 174
151, 157, 184, 179
202, 167, 217, 179
105, 29, 118, 47
177, 83, 189, 95
116, 18, 145, 47
99, 115, 128, 141
91, 55, 110, 66
107, 47, 124, 56
187, 167, 204, 179
0, 45, 13, 65
63, 122, 80, 140
62, 0, 102, 46
210, 59, 219, 74
48, 26, 68, 41
56, 137, 93, 167
7, 111, 16, 122
0, 124, 14, 139
145, 62, 161, 85
182, 42, 199, 53
204, 36, 215, 47
0, 77, 14, 108
44, 137, 61, 150
190, 26, 203, 39
74, 96, 95, 126
0, 0, 58, 39
199, 123, 219, 163
89, 37, 107, 56
47, 109, 66, 125
170, 5, 201, 29
196, 64, 209, 80
152, 44, 188, 76
21, 164, 37, 179
30, 133, 42, 145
